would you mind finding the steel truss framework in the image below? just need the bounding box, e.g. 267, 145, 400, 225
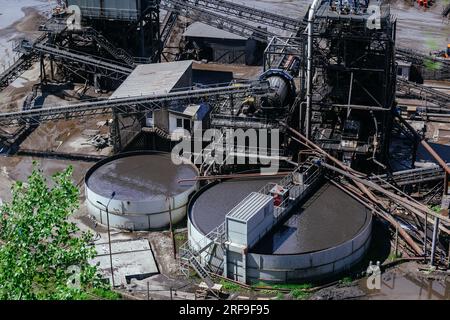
33, 41, 133, 82
77, 1, 162, 61
307, 5, 397, 168
17, 2, 161, 89
397, 78, 450, 109
263, 36, 306, 72
160, 0, 278, 42
0, 82, 269, 127
161, 0, 305, 33
0, 54, 38, 91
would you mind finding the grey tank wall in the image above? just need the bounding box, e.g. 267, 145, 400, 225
202, 215, 372, 283
67, 0, 147, 21
244, 214, 372, 283
188, 178, 373, 284
189, 196, 372, 284
85, 151, 198, 231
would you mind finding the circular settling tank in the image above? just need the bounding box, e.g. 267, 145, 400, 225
188, 179, 372, 283
85, 151, 198, 230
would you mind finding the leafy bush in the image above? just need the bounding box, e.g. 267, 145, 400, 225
0, 163, 110, 300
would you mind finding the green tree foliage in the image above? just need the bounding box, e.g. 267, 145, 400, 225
424, 59, 442, 72
0, 163, 105, 300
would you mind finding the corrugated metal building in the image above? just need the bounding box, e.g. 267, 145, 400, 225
109, 60, 193, 147
110, 60, 193, 98
182, 22, 264, 66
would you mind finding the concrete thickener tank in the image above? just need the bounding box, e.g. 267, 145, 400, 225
188, 178, 372, 283
85, 151, 198, 230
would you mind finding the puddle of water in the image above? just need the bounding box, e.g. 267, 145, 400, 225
359, 271, 450, 300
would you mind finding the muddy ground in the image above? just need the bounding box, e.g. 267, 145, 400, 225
307, 261, 450, 300
0, 7, 46, 111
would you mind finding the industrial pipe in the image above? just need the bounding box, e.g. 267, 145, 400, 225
283, 122, 450, 225
321, 161, 450, 225
178, 172, 291, 183
330, 179, 424, 256
396, 113, 450, 176
430, 217, 440, 266
306, 0, 321, 139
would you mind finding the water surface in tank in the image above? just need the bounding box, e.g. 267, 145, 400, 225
87, 154, 197, 201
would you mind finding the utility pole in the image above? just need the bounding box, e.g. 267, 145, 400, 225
97, 191, 116, 287
430, 216, 440, 267
167, 197, 176, 258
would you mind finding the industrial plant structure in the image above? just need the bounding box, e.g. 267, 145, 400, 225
0, 0, 449, 295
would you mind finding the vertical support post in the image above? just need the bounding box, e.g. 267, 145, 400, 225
430, 216, 440, 266
110, 112, 122, 154
170, 287, 173, 300
156, 8, 161, 63
444, 171, 449, 195
346, 72, 354, 118
94, 74, 99, 92
394, 225, 399, 258
140, 19, 145, 58
39, 54, 45, 83
50, 56, 54, 81
447, 244, 450, 270
106, 205, 115, 288
223, 247, 228, 279
230, 94, 234, 114
168, 197, 176, 258
423, 211, 428, 262
147, 282, 150, 300
299, 101, 304, 134
242, 251, 247, 285
305, 0, 320, 139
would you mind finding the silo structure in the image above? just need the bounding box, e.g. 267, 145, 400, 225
85, 151, 198, 230
65, 0, 157, 21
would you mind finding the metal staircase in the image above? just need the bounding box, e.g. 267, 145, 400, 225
0, 34, 47, 92
179, 159, 323, 286
199, 130, 226, 175
85, 28, 136, 67
161, 11, 179, 49
179, 223, 226, 289
0, 53, 37, 92
142, 126, 172, 139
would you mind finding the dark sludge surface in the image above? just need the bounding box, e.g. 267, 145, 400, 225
190, 177, 279, 235
191, 179, 371, 255
250, 183, 371, 255
86, 154, 197, 201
